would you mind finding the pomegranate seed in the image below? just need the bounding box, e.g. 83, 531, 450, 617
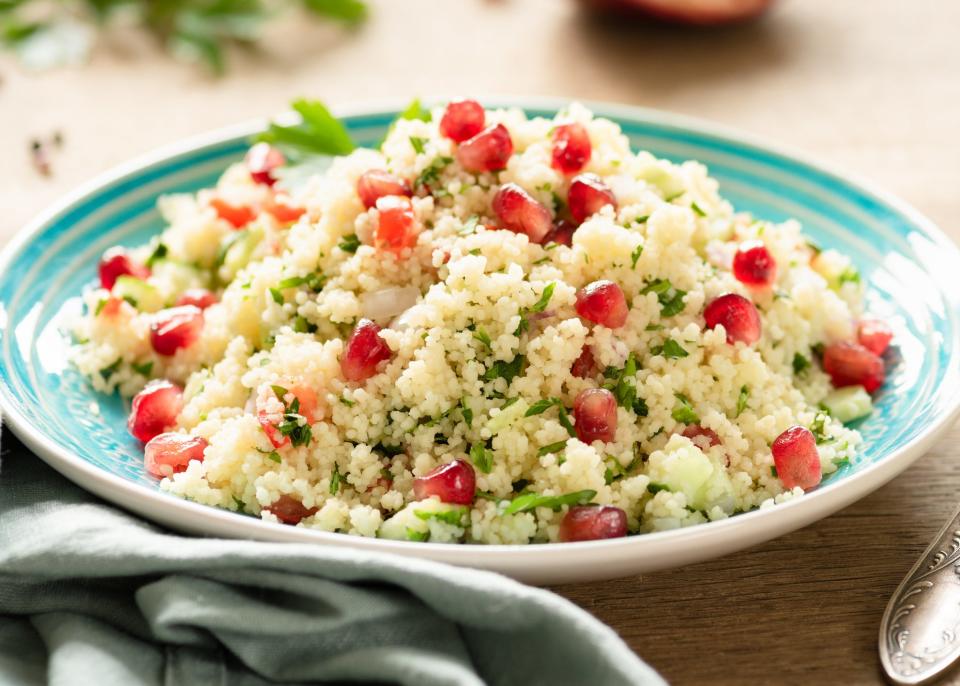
552, 123, 592, 175
128, 380, 183, 442
98, 248, 150, 290
456, 124, 514, 173
492, 183, 553, 243
857, 319, 893, 356
440, 99, 486, 143
568, 174, 617, 225
732, 240, 777, 286
342, 318, 393, 382
245, 143, 285, 186
210, 197, 256, 229
357, 170, 412, 209
413, 458, 476, 505
266, 494, 318, 525
573, 388, 618, 443
682, 425, 721, 449
374, 196, 420, 254
575, 280, 629, 328
559, 505, 628, 542
771, 425, 822, 490
571, 346, 597, 379
823, 341, 885, 393
704, 293, 761, 345
264, 195, 306, 224
144, 432, 207, 478
543, 219, 576, 247
150, 305, 204, 356
175, 288, 217, 310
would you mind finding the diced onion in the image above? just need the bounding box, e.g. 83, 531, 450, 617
361, 286, 419, 322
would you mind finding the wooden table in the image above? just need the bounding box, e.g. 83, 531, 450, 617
3, 0, 959, 682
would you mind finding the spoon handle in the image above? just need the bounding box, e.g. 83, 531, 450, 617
880, 503, 960, 685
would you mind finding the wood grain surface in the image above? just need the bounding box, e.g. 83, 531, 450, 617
3, 0, 959, 683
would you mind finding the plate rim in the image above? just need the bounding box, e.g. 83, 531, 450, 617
3, 96, 959, 579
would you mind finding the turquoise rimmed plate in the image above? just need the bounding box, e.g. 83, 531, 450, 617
2, 98, 959, 584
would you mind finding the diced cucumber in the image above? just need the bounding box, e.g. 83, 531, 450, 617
217, 227, 264, 281
484, 399, 529, 435
113, 276, 164, 312
648, 436, 735, 513
638, 164, 686, 200
822, 385, 873, 423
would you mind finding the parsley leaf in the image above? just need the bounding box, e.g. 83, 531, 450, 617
810, 411, 830, 444
330, 462, 342, 494
472, 327, 492, 350
525, 397, 561, 417
132, 361, 153, 377
470, 442, 494, 473
483, 355, 525, 384
409, 136, 427, 155
256, 98, 355, 160
792, 353, 810, 375
736, 385, 749, 417
397, 97, 431, 122
269, 288, 284, 305
530, 282, 556, 313
99, 358, 122, 381
630, 244, 643, 270
557, 405, 576, 437
145, 240, 168, 267
690, 201, 707, 217
642, 279, 687, 317
538, 440, 568, 456
502, 489, 596, 515
672, 393, 700, 424
414, 156, 453, 193
338, 233, 361, 253
656, 339, 689, 359
460, 397, 473, 428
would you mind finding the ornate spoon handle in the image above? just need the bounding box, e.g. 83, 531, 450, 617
880, 504, 960, 685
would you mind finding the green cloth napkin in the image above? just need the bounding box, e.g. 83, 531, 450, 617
0, 431, 664, 686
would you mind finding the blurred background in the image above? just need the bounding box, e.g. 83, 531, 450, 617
3, 1, 960, 682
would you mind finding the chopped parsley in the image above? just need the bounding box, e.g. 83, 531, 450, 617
557, 405, 576, 437
810, 411, 830, 444
269, 288, 284, 305
653, 339, 689, 359
233, 496, 246, 512
525, 397, 561, 417
538, 440, 568, 457
460, 397, 473, 428
630, 244, 643, 270
256, 98, 355, 159
811, 342, 825, 360
736, 385, 749, 417
672, 393, 699, 424
602, 354, 647, 416
472, 327, 492, 350
409, 136, 427, 155
406, 528, 430, 542
337, 233, 361, 253
330, 462, 342, 494
770, 466, 778, 477
145, 240, 168, 267
99, 358, 122, 381
838, 267, 861, 286
502, 489, 596, 515
293, 316, 318, 334
414, 156, 453, 192
690, 201, 707, 217
396, 98, 431, 123
270, 385, 312, 447
792, 353, 811, 375
94, 298, 108, 316
515, 282, 556, 335
483, 354, 525, 384
131, 361, 153, 377
647, 482, 669, 494
642, 279, 687, 317
470, 441, 494, 473
339, 396, 356, 407
277, 273, 326, 291
265, 451, 281, 464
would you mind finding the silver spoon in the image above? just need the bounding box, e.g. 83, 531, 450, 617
879, 504, 960, 684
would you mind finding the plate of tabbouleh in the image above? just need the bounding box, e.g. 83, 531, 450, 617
2, 97, 958, 583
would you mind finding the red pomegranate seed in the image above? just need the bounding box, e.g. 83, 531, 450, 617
771, 425, 822, 490
559, 505, 628, 542
568, 174, 617, 225
374, 196, 420, 254
732, 240, 777, 286
857, 319, 893, 356
575, 280, 629, 328
413, 458, 476, 505
543, 219, 576, 247
357, 170, 412, 209
210, 197, 256, 229
440, 99, 486, 143
245, 143, 285, 186
150, 305, 204, 356
456, 124, 514, 173
492, 183, 553, 243
571, 346, 597, 379
98, 248, 150, 290
144, 432, 207, 478
175, 288, 217, 310
552, 123, 592, 175
682, 425, 721, 449
266, 494, 318, 525
822, 341, 885, 393
573, 388, 618, 443
704, 293, 761, 345
264, 195, 306, 224
128, 380, 183, 442
342, 318, 393, 382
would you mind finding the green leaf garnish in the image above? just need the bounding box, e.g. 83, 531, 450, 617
792, 353, 811, 375
409, 136, 427, 155
330, 462, 342, 494
525, 397, 560, 417
132, 361, 153, 377
537, 440, 568, 456
256, 98, 355, 160
338, 233, 361, 253
502, 489, 596, 515
470, 442, 494, 473
672, 393, 699, 424
736, 385, 749, 417
482, 354, 525, 384
642, 278, 686, 317
630, 244, 643, 270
